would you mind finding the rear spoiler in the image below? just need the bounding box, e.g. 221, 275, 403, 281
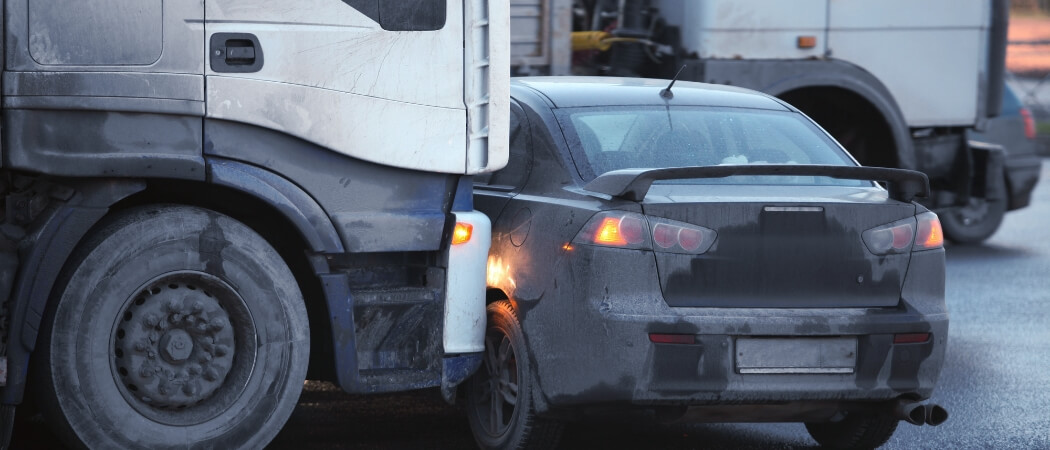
582, 165, 930, 202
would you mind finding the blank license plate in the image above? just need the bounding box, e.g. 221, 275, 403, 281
735, 337, 857, 374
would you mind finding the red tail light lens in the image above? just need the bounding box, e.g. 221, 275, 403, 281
862, 217, 915, 255
863, 212, 942, 254
914, 212, 944, 250
578, 212, 652, 250
646, 217, 717, 254
1021, 107, 1036, 140
574, 212, 716, 254
894, 333, 931, 344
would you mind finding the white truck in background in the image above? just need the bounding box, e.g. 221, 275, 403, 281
0, 1, 508, 448
513, 0, 1042, 243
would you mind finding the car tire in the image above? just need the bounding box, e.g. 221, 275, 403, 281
34, 205, 310, 449
466, 301, 563, 450
940, 172, 1008, 244
805, 413, 899, 450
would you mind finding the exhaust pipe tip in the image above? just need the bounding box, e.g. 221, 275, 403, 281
893, 400, 926, 426
925, 404, 949, 426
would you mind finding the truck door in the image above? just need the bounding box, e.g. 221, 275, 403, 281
203, 0, 470, 173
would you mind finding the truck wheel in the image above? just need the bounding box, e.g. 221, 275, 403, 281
466, 301, 563, 450
940, 173, 1007, 244
35, 205, 309, 449
805, 413, 898, 450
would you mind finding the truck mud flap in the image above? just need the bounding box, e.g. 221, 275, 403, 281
967, 140, 1006, 201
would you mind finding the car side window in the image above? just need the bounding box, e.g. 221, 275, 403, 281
476, 102, 532, 190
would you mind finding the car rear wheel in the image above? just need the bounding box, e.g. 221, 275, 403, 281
940, 172, 1007, 244
805, 412, 899, 450
35, 205, 310, 449
466, 301, 563, 450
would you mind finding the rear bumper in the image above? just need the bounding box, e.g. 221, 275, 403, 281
522, 246, 947, 413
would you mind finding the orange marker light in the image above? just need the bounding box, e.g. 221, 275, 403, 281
915, 214, 944, 250
797, 35, 817, 49
594, 217, 628, 246
923, 219, 943, 248
452, 222, 473, 245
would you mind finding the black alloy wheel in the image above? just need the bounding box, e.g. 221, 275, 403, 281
466, 301, 562, 450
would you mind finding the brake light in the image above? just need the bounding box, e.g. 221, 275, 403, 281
862, 217, 915, 255
914, 212, 943, 250
452, 222, 473, 245
1021, 107, 1037, 140
594, 216, 645, 246
578, 212, 652, 250
574, 212, 716, 254
648, 217, 717, 254
862, 212, 943, 254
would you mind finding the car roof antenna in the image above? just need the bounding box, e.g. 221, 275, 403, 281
660, 65, 687, 100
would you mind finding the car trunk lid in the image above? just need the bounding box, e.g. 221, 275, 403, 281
642, 185, 916, 308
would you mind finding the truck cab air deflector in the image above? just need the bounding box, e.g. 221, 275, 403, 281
583, 165, 930, 202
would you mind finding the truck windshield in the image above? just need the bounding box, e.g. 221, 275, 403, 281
556, 106, 864, 186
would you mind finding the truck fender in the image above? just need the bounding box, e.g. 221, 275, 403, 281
2, 180, 146, 404
761, 60, 916, 170
701, 58, 915, 170
206, 158, 345, 254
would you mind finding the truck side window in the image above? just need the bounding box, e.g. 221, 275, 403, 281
478, 103, 532, 189
343, 0, 446, 31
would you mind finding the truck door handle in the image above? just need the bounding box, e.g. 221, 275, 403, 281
210, 33, 264, 73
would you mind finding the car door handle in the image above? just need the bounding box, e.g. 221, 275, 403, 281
210, 33, 264, 73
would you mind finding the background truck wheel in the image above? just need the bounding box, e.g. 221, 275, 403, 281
805, 413, 899, 450
939, 172, 1008, 244
34, 205, 310, 449
466, 301, 563, 450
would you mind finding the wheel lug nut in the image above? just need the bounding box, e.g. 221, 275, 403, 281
214, 345, 229, 357
209, 318, 226, 332
203, 367, 220, 381
167, 299, 181, 312
188, 364, 202, 375
171, 313, 183, 323
140, 367, 155, 378
197, 322, 209, 332
199, 353, 212, 362
144, 314, 159, 327
149, 332, 159, 343
191, 301, 204, 313
134, 341, 148, 352
183, 382, 199, 396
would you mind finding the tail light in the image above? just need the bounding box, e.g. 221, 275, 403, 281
862, 217, 915, 255
914, 212, 944, 250
574, 212, 716, 254
862, 212, 942, 255
1021, 107, 1037, 140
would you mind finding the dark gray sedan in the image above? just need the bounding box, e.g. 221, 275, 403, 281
469, 77, 949, 450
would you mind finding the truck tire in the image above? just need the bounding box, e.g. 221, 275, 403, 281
466, 301, 563, 450
805, 413, 899, 450
939, 172, 1007, 244
35, 205, 309, 449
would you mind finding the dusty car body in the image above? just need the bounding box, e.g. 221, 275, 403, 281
467, 77, 949, 449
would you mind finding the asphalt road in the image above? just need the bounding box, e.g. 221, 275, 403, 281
12, 160, 1050, 449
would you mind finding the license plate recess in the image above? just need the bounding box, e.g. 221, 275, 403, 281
735, 337, 857, 374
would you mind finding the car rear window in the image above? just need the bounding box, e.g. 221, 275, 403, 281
556, 106, 864, 186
